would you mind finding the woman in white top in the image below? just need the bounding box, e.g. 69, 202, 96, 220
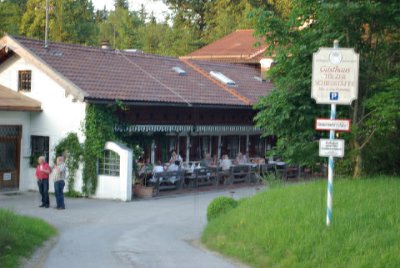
52, 156, 66, 210
220, 154, 232, 171
150, 161, 165, 184
169, 150, 183, 165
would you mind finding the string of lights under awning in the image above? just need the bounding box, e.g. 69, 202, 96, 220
115, 125, 262, 134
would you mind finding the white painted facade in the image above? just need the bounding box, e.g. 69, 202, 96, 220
0, 50, 134, 201
0, 54, 86, 192
96, 142, 133, 201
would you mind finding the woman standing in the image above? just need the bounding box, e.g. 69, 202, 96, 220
53, 156, 66, 210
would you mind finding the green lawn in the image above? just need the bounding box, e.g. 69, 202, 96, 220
202, 177, 400, 267
0, 209, 57, 268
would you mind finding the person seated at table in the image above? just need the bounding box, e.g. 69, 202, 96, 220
243, 153, 250, 164
166, 160, 181, 184
211, 154, 219, 166
220, 154, 232, 171
220, 154, 232, 184
235, 152, 248, 165
167, 160, 180, 172
201, 153, 212, 167
149, 161, 165, 184
169, 150, 183, 165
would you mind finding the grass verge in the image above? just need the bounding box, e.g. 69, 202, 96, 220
0, 209, 57, 268
202, 177, 400, 267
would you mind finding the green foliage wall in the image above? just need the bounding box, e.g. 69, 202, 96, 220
82, 104, 116, 196
54, 133, 82, 194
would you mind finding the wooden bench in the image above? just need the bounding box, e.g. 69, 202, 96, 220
228, 165, 250, 184
152, 170, 185, 195
185, 167, 216, 188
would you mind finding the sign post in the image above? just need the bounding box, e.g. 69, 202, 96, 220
327, 99, 336, 226
312, 40, 359, 226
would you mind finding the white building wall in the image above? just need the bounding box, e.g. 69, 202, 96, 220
0, 55, 86, 192
95, 142, 133, 201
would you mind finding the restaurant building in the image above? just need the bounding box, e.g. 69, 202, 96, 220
0, 34, 274, 196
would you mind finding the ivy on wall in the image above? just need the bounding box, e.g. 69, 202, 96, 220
54, 133, 82, 196
55, 101, 144, 197
82, 103, 117, 196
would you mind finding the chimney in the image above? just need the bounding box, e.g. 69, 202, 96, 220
101, 40, 111, 50
260, 58, 274, 81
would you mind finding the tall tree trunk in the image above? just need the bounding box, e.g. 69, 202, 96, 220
352, 139, 362, 178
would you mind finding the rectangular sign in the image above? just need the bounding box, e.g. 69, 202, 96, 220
319, 139, 345, 158
3, 173, 11, 181
312, 48, 359, 105
315, 118, 351, 132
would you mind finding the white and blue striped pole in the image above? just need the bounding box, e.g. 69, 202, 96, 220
327, 40, 339, 226
327, 103, 336, 226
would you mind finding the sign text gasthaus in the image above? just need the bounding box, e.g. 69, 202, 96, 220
312, 48, 359, 105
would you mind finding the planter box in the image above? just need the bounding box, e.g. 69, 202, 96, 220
133, 184, 154, 198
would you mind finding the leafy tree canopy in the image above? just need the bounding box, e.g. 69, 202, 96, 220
254, 0, 400, 176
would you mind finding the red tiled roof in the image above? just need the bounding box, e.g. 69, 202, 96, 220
183, 29, 266, 63
0, 84, 41, 112
6, 36, 272, 107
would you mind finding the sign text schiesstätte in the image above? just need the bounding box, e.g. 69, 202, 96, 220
312, 48, 359, 105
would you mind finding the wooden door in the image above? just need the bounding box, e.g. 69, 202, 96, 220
0, 126, 21, 190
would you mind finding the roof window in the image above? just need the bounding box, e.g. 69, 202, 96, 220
172, 67, 187, 76
253, 76, 263, 82
209, 71, 236, 86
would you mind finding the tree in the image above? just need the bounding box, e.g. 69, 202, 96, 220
164, 0, 209, 31
0, 1, 23, 35
114, 0, 129, 10
20, 0, 97, 45
254, 0, 400, 177
19, 0, 47, 39
99, 6, 143, 50
203, 0, 255, 42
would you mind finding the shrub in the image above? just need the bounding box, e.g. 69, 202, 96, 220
207, 196, 238, 222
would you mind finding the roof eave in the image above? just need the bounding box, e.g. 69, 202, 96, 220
0, 106, 42, 112
84, 97, 254, 110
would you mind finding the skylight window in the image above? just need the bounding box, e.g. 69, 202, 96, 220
209, 71, 236, 86
253, 76, 263, 82
172, 67, 187, 76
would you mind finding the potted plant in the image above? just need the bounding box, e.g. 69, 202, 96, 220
133, 172, 154, 198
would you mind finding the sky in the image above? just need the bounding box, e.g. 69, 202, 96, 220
93, 0, 170, 21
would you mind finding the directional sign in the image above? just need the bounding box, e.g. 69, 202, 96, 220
315, 118, 351, 132
312, 48, 359, 105
319, 139, 345, 158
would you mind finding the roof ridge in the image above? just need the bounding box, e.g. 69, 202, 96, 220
180, 59, 252, 106
11, 35, 180, 62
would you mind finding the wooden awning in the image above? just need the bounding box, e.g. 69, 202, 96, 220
0, 85, 41, 112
